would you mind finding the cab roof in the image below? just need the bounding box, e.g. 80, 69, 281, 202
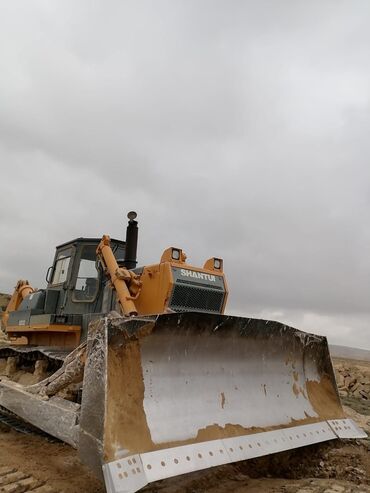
56, 237, 126, 249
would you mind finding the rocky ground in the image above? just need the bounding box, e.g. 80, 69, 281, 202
335, 359, 370, 409
0, 357, 368, 492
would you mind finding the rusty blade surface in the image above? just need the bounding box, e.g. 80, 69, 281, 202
79, 312, 345, 479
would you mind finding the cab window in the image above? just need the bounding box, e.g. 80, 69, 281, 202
51, 249, 71, 285
72, 245, 99, 302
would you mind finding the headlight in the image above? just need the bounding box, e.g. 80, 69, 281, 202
172, 248, 181, 260
214, 258, 222, 270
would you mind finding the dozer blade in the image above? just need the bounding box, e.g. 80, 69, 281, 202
78, 313, 366, 493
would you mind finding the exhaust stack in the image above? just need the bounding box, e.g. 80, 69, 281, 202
123, 211, 138, 270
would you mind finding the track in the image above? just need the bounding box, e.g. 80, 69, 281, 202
0, 406, 57, 441
0, 346, 69, 363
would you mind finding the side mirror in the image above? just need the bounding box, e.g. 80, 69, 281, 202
46, 266, 53, 284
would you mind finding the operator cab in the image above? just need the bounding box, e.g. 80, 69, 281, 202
6, 237, 127, 345
46, 237, 126, 313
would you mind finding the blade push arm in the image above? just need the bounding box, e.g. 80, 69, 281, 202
96, 235, 140, 317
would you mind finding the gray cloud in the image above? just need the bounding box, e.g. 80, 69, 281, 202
1, 1, 370, 348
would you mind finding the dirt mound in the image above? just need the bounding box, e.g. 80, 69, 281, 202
0, 465, 58, 492
0, 426, 103, 493
144, 438, 370, 492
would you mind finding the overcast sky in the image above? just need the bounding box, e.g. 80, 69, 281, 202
0, 1, 370, 349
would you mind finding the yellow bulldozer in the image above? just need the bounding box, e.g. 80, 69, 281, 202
0, 212, 366, 493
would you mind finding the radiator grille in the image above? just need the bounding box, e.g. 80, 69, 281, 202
169, 283, 224, 313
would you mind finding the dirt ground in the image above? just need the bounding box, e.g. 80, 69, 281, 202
0, 358, 369, 493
